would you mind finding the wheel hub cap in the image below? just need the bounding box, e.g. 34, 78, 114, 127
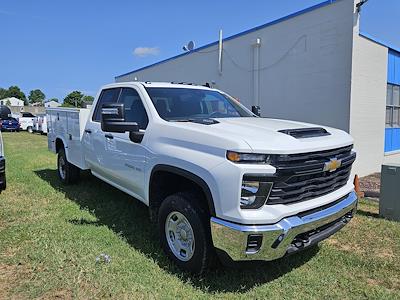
165, 211, 195, 261
58, 156, 66, 180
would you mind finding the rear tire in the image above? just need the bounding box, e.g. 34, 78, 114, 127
27, 126, 33, 133
158, 192, 216, 274
57, 148, 80, 184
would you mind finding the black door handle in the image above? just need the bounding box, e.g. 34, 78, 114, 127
105, 134, 114, 139
85, 129, 92, 134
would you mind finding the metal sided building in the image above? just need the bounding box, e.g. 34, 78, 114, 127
116, 0, 400, 177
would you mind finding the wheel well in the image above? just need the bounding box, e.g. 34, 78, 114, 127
149, 166, 215, 222
55, 138, 64, 153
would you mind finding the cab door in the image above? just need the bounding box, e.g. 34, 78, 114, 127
83, 87, 121, 179
102, 87, 150, 200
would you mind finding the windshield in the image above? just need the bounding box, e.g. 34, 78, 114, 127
145, 87, 254, 121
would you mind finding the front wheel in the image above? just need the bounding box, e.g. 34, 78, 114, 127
57, 148, 80, 184
158, 192, 216, 274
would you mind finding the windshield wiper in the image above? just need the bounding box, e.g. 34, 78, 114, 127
169, 118, 197, 122
170, 118, 219, 125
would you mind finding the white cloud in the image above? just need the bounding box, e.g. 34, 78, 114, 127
133, 47, 160, 57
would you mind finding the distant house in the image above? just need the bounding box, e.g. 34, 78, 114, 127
44, 100, 61, 108
0, 97, 24, 107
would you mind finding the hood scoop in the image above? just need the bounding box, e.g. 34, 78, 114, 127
278, 127, 331, 139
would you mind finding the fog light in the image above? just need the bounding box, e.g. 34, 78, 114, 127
246, 234, 263, 254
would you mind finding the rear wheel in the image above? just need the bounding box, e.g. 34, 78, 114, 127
27, 126, 33, 133
158, 192, 216, 274
57, 148, 80, 184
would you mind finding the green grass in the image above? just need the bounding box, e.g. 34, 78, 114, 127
0, 132, 399, 299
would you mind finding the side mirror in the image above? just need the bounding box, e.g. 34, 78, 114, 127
251, 105, 261, 117
101, 103, 139, 133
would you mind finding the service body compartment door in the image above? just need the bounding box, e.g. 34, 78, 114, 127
46, 108, 90, 169
66, 111, 84, 168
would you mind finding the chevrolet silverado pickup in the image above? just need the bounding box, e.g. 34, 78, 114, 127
47, 82, 357, 273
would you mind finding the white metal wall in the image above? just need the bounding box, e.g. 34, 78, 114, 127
117, 0, 356, 131
349, 35, 388, 177
350, 35, 400, 177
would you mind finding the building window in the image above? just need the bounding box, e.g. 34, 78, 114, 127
385, 83, 400, 152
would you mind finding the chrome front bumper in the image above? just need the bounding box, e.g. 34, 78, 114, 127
210, 191, 358, 261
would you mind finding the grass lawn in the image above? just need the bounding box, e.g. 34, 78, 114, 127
0, 132, 399, 299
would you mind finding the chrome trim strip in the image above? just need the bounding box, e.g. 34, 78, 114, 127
210, 191, 358, 261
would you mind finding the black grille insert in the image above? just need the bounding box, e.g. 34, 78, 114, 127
266, 145, 355, 205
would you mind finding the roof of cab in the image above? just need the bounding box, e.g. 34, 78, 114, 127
102, 81, 215, 90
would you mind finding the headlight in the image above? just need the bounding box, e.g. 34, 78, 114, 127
240, 178, 273, 209
227, 151, 272, 164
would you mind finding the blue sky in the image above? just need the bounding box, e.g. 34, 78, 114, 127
0, 0, 399, 101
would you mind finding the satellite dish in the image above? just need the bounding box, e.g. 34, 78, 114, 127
187, 41, 195, 51
183, 41, 195, 52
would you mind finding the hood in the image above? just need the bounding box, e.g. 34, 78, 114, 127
178, 117, 353, 154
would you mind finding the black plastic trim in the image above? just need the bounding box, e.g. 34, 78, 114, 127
150, 164, 216, 216
278, 127, 331, 139
0, 156, 6, 192
286, 210, 354, 255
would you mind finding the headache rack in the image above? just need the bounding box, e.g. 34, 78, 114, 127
267, 145, 356, 205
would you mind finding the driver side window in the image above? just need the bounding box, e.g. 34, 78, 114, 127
118, 88, 149, 130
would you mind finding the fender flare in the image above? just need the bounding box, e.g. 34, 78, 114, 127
55, 137, 68, 156
150, 164, 216, 217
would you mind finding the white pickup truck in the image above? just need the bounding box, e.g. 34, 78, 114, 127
17, 112, 36, 133
47, 82, 357, 273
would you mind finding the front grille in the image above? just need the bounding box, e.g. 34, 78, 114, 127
267, 145, 355, 205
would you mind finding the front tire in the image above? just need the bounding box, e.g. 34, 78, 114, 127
57, 148, 80, 184
158, 192, 216, 274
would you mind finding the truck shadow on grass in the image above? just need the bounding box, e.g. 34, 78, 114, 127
35, 168, 319, 293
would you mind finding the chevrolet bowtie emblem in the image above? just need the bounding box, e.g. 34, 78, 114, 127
324, 158, 342, 172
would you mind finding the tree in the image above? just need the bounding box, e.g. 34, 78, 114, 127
5, 99, 11, 106
29, 89, 46, 104
48, 97, 59, 103
0, 88, 8, 100
63, 91, 84, 107
82, 95, 94, 104
6, 86, 27, 104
